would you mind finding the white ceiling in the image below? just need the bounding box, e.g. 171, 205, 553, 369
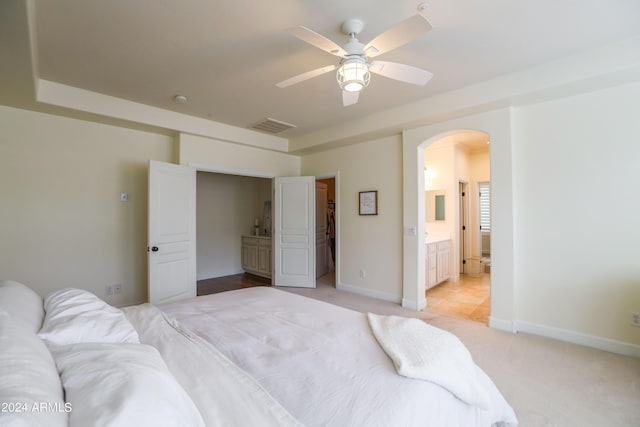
430, 131, 490, 154
8, 1, 640, 141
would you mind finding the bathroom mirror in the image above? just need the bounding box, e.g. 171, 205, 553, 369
425, 190, 445, 222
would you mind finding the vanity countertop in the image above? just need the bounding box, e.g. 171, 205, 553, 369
425, 234, 450, 244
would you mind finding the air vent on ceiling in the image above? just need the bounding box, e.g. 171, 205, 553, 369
250, 118, 297, 134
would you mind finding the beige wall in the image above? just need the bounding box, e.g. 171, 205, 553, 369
404, 83, 640, 355
302, 136, 404, 302
512, 82, 640, 349
0, 106, 175, 305
2, 81, 638, 356
179, 133, 299, 177
424, 144, 458, 239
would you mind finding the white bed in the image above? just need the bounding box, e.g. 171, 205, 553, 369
0, 280, 517, 426
158, 287, 518, 427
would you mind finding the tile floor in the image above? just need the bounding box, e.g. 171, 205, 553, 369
425, 273, 491, 324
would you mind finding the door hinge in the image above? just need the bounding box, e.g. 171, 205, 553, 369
463, 259, 466, 264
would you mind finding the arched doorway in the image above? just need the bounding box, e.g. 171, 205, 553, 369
421, 131, 491, 324
400, 108, 515, 332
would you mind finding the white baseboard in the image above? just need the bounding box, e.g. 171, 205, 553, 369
336, 282, 401, 304
514, 320, 640, 358
489, 316, 515, 333
402, 297, 427, 311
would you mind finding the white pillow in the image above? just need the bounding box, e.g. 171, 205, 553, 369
38, 288, 139, 346
0, 310, 68, 427
51, 342, 205, 427
0, 280, 44, 333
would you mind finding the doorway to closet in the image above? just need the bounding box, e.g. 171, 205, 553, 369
195, 171, 272, 295
194, 172, 338, 294
316, 177, 336, 287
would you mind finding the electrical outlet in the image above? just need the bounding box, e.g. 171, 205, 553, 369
114, 284, 122, 295
105, 285, 114, 296
359, 269, 366, 278
631, 312, 640, 327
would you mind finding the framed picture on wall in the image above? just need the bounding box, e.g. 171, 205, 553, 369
359, 191, 378, 215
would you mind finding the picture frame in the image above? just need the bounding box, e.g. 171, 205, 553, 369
359, 190, 378, 215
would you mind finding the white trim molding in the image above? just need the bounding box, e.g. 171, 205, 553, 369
489, 316, 516, 333
337, 282, 402, 304
402, 297, 427, 311
515, 320, 640, 358
188, 162, 277, 179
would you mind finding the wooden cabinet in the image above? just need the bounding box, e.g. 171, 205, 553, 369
242, 237, 258, 271
257, 238, 272, 277
425, 239, 450, 289
242, 235, 272, 278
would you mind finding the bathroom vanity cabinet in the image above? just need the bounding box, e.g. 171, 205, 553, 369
241, 235, 272, 278
426, 238, 450, 289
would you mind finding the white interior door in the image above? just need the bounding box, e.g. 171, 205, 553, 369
148, 160, 196, 304
274, 176, 315, 288
316, 182, 328, 278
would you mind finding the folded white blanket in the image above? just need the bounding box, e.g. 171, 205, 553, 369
367, 313, 490, 409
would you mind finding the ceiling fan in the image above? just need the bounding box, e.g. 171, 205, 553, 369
276, 10, 434, 107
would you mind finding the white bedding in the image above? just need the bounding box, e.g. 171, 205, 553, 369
123, 303, 301, 427
161, 287, 518, 427
51, 342, 205, 427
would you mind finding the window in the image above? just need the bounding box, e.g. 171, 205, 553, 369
479, 182, 491, 232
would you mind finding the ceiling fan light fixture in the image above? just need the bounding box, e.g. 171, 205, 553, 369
336, 58, 370, 92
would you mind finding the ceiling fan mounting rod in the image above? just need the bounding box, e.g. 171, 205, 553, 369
341, 19, 364, 37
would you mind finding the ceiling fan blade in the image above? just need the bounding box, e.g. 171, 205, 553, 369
342, 91, 359, 107
370, 60, 433, 86
363, 14, 432, 58
276, 65, 338, 88
287, 26, 347, 58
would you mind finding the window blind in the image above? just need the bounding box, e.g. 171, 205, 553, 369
479, 182, 491, 232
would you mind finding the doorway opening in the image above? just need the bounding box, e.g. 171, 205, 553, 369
316, 177, 336, 288
423, 131, 491, 325
195, 171, 273, 295
192, 171, 338, 294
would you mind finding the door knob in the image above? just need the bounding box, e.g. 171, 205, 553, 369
151, 246, 159, 252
